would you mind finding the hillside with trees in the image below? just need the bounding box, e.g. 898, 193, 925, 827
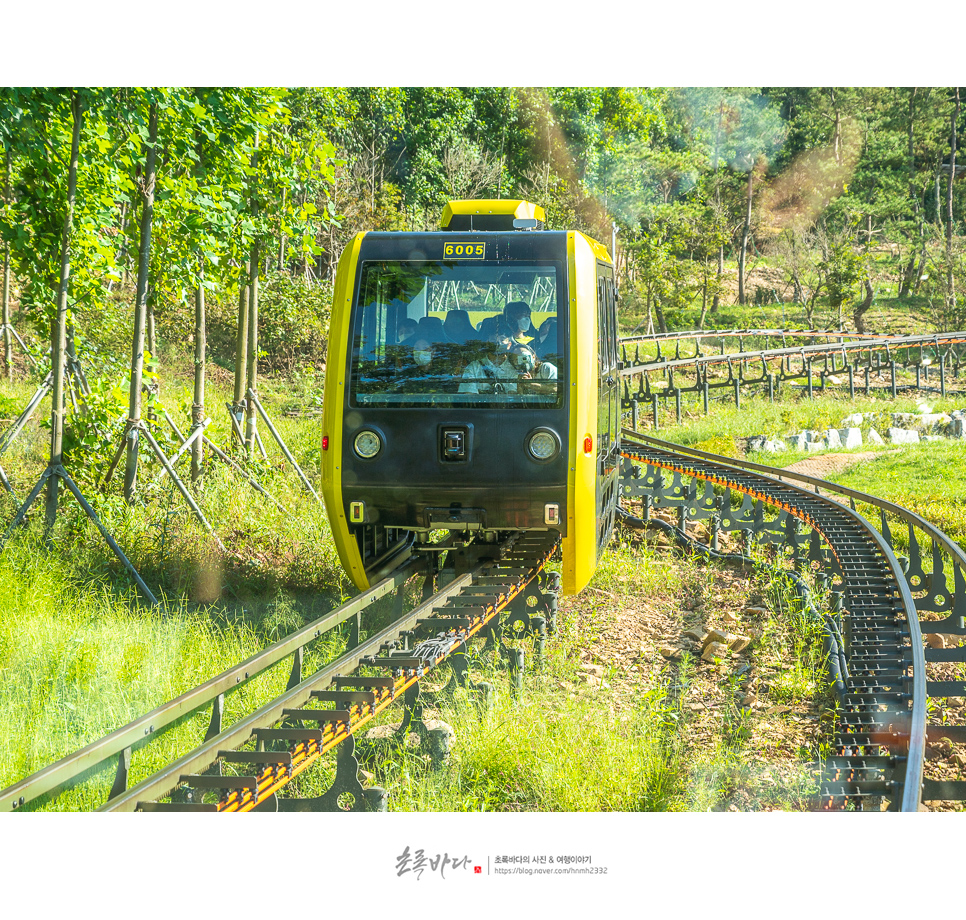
2, 87, 965, 389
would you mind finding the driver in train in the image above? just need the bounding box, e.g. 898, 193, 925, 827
385, 317, 420, 371
458, 333, 519, 394
390, 335, 449, 393
396, 317, 418, 344
506, 342, 558, 396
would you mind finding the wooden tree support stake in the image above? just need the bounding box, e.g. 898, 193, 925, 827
151, 417, 211, 485
0, 462, 18, 508
103, 418, 226, 553
1, 462, 157, 606
0, 323, 39, 369
226, 402, 267, 459
162, 411, 284, 513
247, 388, 321, 504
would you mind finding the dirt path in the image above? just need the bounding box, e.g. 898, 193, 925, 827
780, 451, 884, 479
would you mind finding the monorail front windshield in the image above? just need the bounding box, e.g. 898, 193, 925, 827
348, 261, 564, 408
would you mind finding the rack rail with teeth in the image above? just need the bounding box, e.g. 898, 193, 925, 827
115, 532, 559, 813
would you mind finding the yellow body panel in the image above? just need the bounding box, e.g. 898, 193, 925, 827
440, 199, 546, 228
321, 232, 370, 590
562, 232, 602, 596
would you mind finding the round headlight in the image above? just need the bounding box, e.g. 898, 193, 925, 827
353, 429, 382, 460
527, 428, 560, 462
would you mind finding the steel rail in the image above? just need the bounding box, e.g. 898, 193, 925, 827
0, 558, 420, 812
100, 568, 479, 812
100, 532, 556, 812
620, 327, 904, 346
620, 332, 966, 377
635, 433, 966, 576
619, 429, 926, 811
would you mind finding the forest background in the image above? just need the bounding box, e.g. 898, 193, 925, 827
2, 85, 965, 406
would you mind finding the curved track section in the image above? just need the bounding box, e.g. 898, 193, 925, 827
619, 430, 927, 811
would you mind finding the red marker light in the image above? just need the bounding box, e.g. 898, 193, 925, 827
322, 435, 329, 451
583, 435, 593, 454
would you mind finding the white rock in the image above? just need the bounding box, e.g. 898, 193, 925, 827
838, 427, 862, 449
868, 428, 885, 445
841, 413, 865, 427
825, 428, 842, 449
804, 440, 825, 452
785, 433, 807, 450
926, 414, 952, 433
887, 427, 920, 444
761, 438, 786, 453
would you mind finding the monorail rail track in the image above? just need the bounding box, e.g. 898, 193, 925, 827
619, 428, 966, 811
2, 531, 559, 813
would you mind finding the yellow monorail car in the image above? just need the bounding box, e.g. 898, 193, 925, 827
321, 199, 619, 595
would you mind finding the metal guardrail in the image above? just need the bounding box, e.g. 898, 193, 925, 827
618, 330, 966, 430
621, 332, 966, 376
619, 327, 897, 349
0, 559, 419, 812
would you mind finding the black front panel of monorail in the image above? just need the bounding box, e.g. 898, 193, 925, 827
341, 231, 570, 534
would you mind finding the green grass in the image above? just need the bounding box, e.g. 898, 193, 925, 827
828, 439, 966, 547
0, 534, 256, 803
0, 526, 357, 810
636, 389, 961, 460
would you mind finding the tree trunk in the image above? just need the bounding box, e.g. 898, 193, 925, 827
711, 244, 723, 313
147, 298, 156, 358
853, 279, 874, 333
898, 88, 920, 299
945, 88, 959, 324
899, 248, 918, 298
45, 91, 83, 530
233, 261, 249, 421
698, 268, 708, 330
123, 102, 158, 504
738, 169, 754, 306
2, 146, 11, 381
191, 275, 205, 485
243, 130, 261, 458
244, 241, 259, 458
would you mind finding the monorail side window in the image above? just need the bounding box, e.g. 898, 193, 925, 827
348, 261, 565, 408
